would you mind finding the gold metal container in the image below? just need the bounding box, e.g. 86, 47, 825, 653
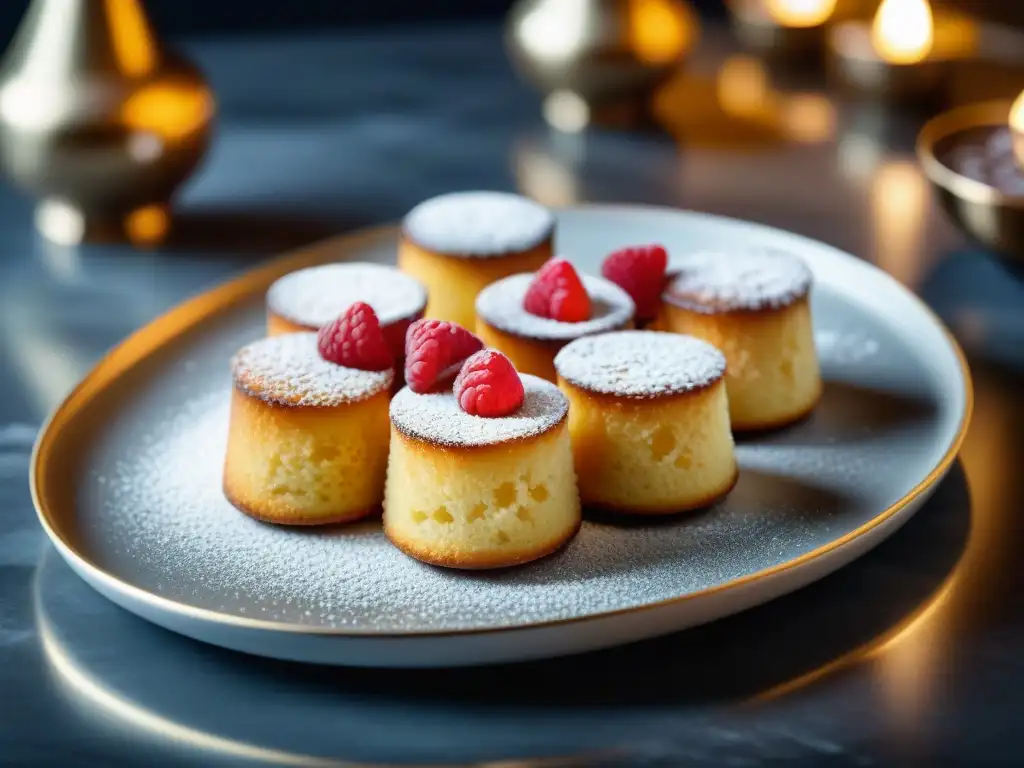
726, 0, 869, 65
727, 0, 832, 64
0, 0, 215, 245
505, 0, 698, 131
917, 101, 1024, 260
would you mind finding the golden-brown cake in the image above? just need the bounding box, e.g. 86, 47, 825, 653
554, 331, 737, 515
223, 333, 393, 525
265, 263, 427, 361
474, 272, 635, 381
661, 249, 821, 431
383, 375, 580, 569
397, 191, 555, 328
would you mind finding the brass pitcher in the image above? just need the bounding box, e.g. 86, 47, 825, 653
0, 0, 215, 245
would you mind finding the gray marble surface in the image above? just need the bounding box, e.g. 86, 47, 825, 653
1, 21, 1023, 767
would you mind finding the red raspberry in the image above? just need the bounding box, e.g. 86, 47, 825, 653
317, 302, 394, 371
523, 258, 591, 322
404, 319, 484, 393
454, 350, 524, 417
601, 244, 669, 323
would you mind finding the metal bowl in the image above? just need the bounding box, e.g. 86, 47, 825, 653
505, 0, 699, 110
917, 100, 1024, 261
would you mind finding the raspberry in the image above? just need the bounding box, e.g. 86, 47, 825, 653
453, 349, 524, 417
601, 244, 668, 322
317, 302, 394, 371
523, 258, 591, 322
404, 319, 484, 393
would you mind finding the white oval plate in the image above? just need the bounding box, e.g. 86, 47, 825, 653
31, 205, 971, 667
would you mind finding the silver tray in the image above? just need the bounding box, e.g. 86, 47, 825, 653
31, 205, 972, 667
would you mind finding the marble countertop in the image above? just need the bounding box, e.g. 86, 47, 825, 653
2, 21, 1023, 767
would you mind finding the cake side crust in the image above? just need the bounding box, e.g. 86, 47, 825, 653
583, 464, 738, 516
223, 479, 380, 525
384, 516, 580, 570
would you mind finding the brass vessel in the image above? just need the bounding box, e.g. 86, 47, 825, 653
727, 0, 831, 65
917, 101, 1024, 261
726, 0, 870, 66
505, 0, 698, 130
0, 0, 215, 245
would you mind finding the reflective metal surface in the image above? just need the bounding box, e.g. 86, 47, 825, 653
1, 20, 1022, 766
725, 0, 870, 65
727, 0, 833, 64
505, 0, 699, 129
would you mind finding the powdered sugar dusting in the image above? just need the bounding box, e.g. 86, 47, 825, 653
667, 250, 812, 313
402, 191, 554, 257
390, 374, 567, 447
92, 386, 876, 632
267, 263, 426, 330
71, 208, 952, 638
555, 331, 725, 398
232, 333, 392, 407
476, 273, 635, 341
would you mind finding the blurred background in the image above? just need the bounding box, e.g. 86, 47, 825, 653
0, 0, 1019, 36
3, 1, 1024, 765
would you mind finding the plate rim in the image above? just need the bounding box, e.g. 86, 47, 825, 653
29, 204, 975, 639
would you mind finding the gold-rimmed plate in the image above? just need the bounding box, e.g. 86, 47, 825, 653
30, 205, 972, 667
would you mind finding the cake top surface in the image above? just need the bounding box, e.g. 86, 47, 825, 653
231, 333, 393, 407
266, 263, 427, 330
554, 330, 725, 398
666, 249, 812, 313
475, 272, 635, 341
390, 374, 568, 447
402, 191, 555, 258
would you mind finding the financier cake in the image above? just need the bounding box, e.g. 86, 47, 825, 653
475, 270, 635, 381
554, 331, 737, 515
265, 263, 427, 361
223, 332, 393, 525
384, 373, 580, 569
397, 191, 555, 328
662, 249, 821, 431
